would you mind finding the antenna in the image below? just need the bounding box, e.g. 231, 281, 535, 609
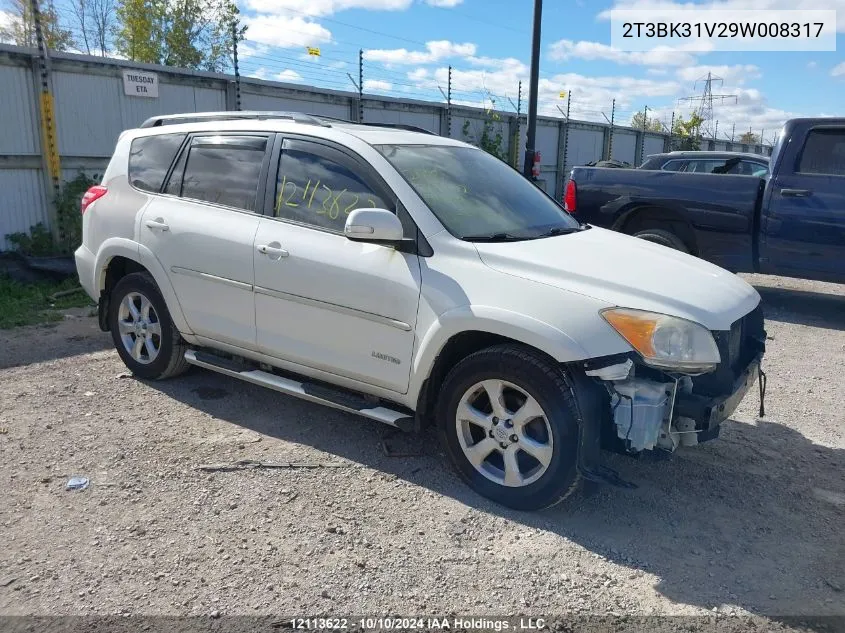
677, 72, 737, 138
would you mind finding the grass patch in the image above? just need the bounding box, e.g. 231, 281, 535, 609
0, 275, 94, 329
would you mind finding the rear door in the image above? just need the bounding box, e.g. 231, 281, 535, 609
760, 126, 845, 281
140, 133, 271, 349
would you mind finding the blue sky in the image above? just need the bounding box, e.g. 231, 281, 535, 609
235, 0, 845, 142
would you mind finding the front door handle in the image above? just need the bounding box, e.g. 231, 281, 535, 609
145, 218, 170, 231
256, 243, 289, 259
780, 188, 812, 198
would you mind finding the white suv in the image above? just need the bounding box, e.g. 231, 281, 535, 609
75, 111, 767, 510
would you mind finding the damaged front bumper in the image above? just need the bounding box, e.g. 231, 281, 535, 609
574, 306, 767, 488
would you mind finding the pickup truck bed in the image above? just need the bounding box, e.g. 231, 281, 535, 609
565, 117, 845, 284
567, 168, 765, 274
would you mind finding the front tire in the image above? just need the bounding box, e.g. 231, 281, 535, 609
632, 227, 689, 253
436, 344, 582, 511
108, 272, 190, 380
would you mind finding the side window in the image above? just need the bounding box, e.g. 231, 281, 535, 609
178, 136, 268, 211
661, 160, 685, 171
128, 133, 186, 192
798, 129, 845, 176
274, 144, 392, 232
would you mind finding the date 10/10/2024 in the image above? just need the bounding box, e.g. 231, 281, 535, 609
274, 176, 381, 221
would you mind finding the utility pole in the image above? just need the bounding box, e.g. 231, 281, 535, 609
448, 66, 453, 137
232, 22, 241, 111
31, 0, 62, 243
713, 120, 718, 141
639, 105, 648, 165
562, 89, 571, 184
608, 98, 615, 160
731, 122, 736, 142
669, 111, 675, 150
358, 49, 364, 123
523, 0, 543, 180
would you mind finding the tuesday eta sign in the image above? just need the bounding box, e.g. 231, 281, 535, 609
122, 70, 159, 98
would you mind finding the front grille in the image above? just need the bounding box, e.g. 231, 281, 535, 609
692, 304, 765, 397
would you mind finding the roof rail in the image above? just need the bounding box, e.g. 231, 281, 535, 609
309, 115, 437, 135
138, 111, 331, 129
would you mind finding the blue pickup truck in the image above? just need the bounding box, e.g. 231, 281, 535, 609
564, 118, 845, 284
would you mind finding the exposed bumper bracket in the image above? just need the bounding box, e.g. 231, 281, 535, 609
571, 370, 638, 490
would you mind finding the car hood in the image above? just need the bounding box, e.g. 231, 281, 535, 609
473, 226, 760, 331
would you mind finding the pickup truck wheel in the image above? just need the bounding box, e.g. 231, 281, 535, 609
437, 344, 580, 511
633, 228, 689, 253
108, 272, 190, 380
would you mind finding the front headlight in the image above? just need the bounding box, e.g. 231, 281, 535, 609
601, 308, 721, 373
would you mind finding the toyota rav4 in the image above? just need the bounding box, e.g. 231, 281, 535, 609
75, 111, 766, 511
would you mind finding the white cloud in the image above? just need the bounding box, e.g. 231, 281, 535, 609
244, 15, 332, 48
832, 62, 845, 77
549, 39, 698, 66
676, 64, 761, 84
245, 0, 412, 18
598, 0, 845, 33
424, 0, 464, 6
365, 40, 477, 65
807, 61, 818, 69
276, 69, 304, 82
248, 67, 270, 80
0, 9, 15, 41
363, 79, 393, 91
238, 42, 270, 59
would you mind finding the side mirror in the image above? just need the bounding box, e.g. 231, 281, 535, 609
344, 208, 404, 244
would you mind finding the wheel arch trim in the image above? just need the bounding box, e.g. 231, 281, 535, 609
93, 238, 194, 336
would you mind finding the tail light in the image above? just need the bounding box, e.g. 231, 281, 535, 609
81, 185, 107, 214
563, 179, 577, 213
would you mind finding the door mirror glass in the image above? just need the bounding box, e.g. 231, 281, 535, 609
344, 208, 404, 243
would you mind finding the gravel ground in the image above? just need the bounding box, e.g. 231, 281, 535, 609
0, 274, 843, 625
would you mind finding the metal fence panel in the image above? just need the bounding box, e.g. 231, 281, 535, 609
0, 64, 38, 155
362, 104, 441, 134
566, 127, 604, 168
611, 130, 637, 164
0, 169, 49, 250
643, 134, 665, 158
240, 89, 350, 119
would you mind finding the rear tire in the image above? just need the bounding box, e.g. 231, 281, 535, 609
108, 272, 190, 380
633, 227, 689, 253
436, 344, 582, 511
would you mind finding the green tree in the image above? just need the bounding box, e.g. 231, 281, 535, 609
739, 131, 760, 144
671, 113, 704, 150
1, 0, 74, 50
462, 96, 508, 162
630, 111, 664, 132
114, 0, 244, 72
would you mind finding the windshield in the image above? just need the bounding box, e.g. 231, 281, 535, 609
376, 144, 581, 241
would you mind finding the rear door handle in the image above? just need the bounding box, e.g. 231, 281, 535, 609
145, 219, 170, 231
256, 243, 289, 259
780, 188, 812, 197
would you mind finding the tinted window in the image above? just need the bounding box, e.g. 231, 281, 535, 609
179, 136, 267, 211
128, 133, 185, 192
798, 129, 845, 176
661, 160, 686, 171
377, 145, 580, 240
274, 147, 391, 232
686, 160, 725, 173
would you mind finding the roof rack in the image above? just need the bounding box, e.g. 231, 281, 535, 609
139, 111, 331, 129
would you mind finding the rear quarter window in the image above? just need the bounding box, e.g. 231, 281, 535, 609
128, 133, 186, 192
798, 128, 845, 176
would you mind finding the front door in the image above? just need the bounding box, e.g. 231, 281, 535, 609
760, 126, 845, 281
253, 138, 422, 394
140, 134, 271, 349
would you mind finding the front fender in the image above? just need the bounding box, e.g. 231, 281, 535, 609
93, 238, 194, 336
408, 305, 593, 404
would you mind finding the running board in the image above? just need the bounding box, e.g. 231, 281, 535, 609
184, 350, 415, 432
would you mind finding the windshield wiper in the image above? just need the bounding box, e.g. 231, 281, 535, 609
531, 226, 586, 239
462, 232, 528, 242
